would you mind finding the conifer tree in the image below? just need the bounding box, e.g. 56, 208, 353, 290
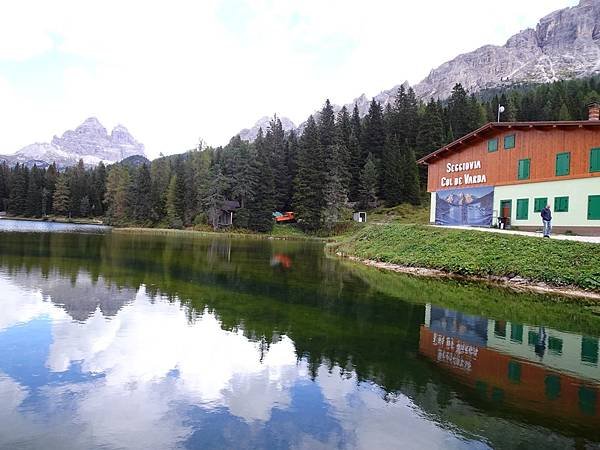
26, 165, 43, 217
361, 99, 385, 162
401, 146, 421, 206
358, 153, 378, 210
247, 132, 275, 232
52, 173, 71, 217
8, 164, 28, 215
381, 136, 402, 207
131, 164, 154, 223
104, 165, 130, 224
294, 116, 322, 231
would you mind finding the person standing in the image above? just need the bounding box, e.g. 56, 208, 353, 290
541, 204, 552, 238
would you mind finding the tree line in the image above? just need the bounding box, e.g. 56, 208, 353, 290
1, 76, 599, 232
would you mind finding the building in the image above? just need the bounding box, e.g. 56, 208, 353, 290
418, 103, 600, 235
217, 200, 240, 227
420, 304, 599, 428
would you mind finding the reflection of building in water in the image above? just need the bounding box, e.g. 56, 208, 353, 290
420, 304, 599, 424
207, 239, 232, 262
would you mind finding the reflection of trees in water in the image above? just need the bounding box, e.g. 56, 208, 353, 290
0, 232, 598, 445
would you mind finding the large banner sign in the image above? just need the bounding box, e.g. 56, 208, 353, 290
435, 186, 494, 226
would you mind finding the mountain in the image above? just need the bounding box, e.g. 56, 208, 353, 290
238, 116, 296, 142
239, 0, 600, 139
1, 117, 146, 168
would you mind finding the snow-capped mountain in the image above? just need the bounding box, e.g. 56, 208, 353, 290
239, 0, 600, 140
0, 117, 146, 168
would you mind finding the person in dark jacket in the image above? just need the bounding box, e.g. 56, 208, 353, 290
541, 204, 552, 237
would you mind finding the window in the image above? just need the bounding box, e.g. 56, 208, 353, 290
488, 138, 498, 152
504, 134, 515, 149
510, 324, 523, 343
517, 159, 530, 180
579, 386, 597, 416
581, 336, 599, 365
554, 196, 569, 212
555, 152, 570, 176
545, 375, 561, 400
528, 330, 540, 346
516, 199, 529, 220
548, 337, 563, 355
508, 360, 521, 383
534, 198, 548, 212
590, 148, 600, 173
494, 321, 506, 338
589, 195, 600, 220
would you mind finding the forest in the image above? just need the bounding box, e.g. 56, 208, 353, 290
1, 77, 600, 232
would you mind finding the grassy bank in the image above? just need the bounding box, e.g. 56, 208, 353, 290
333, 224, 600, 291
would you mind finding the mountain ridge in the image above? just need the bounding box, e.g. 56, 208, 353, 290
0, 117, 146, 168
237, 0, 600, 140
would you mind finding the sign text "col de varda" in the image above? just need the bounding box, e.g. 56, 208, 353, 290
440, 160, 487, 188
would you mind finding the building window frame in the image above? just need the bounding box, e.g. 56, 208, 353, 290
517, 158, 530, 180
488, 138, 498, 152
534, 198, 548, 213
589, 195, 600, 220
554, 196, 569, 213
516, 198, 529, 220
555, 152, 571, 176
504, 134, 515, 150
590, 148, 600, 173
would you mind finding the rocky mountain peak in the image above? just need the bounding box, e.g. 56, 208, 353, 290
2, 118, 145, 168
238, 115, 296, 142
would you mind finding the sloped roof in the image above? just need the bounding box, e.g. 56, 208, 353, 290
417, 121, 600, 165
221, 200, 240, 211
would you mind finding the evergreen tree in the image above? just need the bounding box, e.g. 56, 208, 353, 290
104, 165, 130, 224
203, 164, 228, 230
401, 147, 421, 206
381, 136, 402, 207
321, 144, 349, 228
447, 83, 472, 138
8, 164, 28, 215
52, 173, 71, 216
361, 99, 385, 161
247, 132, 275, 232
294, 116, 323, 231
26, 165, 43, 217
130, 164, 154, 223
358, 153, 378, 210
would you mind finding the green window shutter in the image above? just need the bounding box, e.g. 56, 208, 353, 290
555, 152, 570, 176
545, 375, 561, 400
581, 336, 599, 364
590, 148, 600, 173
516, 198, 529, 220
504, 134, 515, 149
534, 198, 548, 212
507, 360, 521, 384
488, 138, 498, 152
510, 324, 523, 343
589, 195, 600, 220
517, 159, 530, 180
548, 337, 563, 355
579, 386, 597, 416
554, 196, 569, 212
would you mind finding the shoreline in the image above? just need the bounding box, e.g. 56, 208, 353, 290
0, 216, 105, 225
337, 253, 600, 301
113, 226, 327, 242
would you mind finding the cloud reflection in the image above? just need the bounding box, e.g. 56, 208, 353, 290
0, 274, 484, 450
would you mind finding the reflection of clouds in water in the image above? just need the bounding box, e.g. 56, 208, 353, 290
0, 274, 62, 331
0, 275, 488, 450
317, 366, 485, 450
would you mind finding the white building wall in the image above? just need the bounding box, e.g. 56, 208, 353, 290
429, 192, 436, 224
493, 177, 600, 228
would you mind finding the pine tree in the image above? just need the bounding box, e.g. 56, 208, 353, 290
8, 164, 28, 215
401, 147, 421, 206
321, 144, 349, 228
203, 164, 228, 230
52, 173, 71, 217
447, 83, 472, 139
247, 132, 275, 232
44, 163, 58, 215
362, 99, 385, 161
265, 116, 289, 211
294, 116, 323, 231
130, 164, 154, 223
381, 136, 402, 207
358, 153, 378, 210
104, 165, 130, 224
26, 165, 43, 217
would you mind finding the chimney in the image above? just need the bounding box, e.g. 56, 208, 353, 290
588, 102, 600, 121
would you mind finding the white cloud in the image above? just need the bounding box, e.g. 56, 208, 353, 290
0, 1, 579, 158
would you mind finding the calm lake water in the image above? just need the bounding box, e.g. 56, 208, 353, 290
0, 221, 599, 449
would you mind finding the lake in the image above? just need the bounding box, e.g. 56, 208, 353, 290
0, 221, 599, 449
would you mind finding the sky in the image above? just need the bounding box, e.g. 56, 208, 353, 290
0, 0, 579, 159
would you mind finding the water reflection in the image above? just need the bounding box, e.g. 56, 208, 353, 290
420, 305, 599, 436
0, 275, 483, 450
0, 230, 599, 449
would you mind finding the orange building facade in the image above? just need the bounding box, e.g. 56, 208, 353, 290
418, 106, 600, 234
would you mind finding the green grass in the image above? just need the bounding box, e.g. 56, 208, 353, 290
366, 203, 430, 224
334, 224, 600, 291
